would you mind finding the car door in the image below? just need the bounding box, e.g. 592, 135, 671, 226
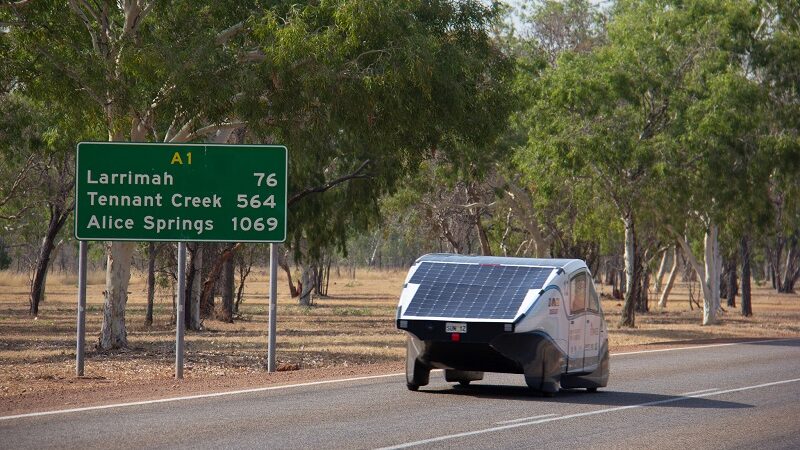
567, 271, 587, 373
583, 281, 602, 371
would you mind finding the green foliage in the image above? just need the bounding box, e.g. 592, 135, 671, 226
242, 0, 515, 259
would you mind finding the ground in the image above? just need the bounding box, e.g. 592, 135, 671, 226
0, 267, 798, 415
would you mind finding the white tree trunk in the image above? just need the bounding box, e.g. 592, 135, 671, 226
654, 249, 669, 295
620, 215, 637, 326
299, 264, 314, 306
674, 233, 713, 320
624, 219, 635, 300
99, 241, 135, 349
658, 246, 679, 308
703, 224, 720, 325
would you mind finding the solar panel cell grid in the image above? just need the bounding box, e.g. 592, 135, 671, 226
404, 262, 553, 320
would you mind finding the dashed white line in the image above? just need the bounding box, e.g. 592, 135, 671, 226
680, 388, 719, 396
376, 377, 800, 449
495, 413, 557, 424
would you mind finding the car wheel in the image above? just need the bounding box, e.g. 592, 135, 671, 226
407, 383, 419, 391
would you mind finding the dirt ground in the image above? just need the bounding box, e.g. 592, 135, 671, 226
0, 267, 798, 415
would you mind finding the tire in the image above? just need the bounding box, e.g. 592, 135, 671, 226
407, 383, 420, 391
458, 380, 471, 386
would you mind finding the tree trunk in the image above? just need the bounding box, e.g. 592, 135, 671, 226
99, 241, 135, 349
703, 224, 720, 325
635, 266, 649, 313
654, 249, 669, 297
234, 255, 252, 314
202, 244, 241, 319
145, 242, 156, 326
725, 253, 737, 308
675, 234, 711, 304
741, 236, 752, 317
779, 237, 798, 293
189, 244, 203, 330
277, 247, 299, 297
29, 216, 61, 316
619, 215, 637, 327
184, 244, 196, 328
218, 255, 234, 323
299, 263, 314, 306
658, 246, 679, 308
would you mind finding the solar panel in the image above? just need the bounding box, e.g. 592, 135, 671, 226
403, 262, 553, 320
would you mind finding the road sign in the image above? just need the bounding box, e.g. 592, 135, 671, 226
75, 142, 287, 242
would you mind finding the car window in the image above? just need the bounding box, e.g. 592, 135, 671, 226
570, 272, 586, 314
587, 280, 599, 312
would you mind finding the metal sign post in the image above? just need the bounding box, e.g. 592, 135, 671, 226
268, 243, 278, 372
76, 241, 88, 377
176, 242, 187, 379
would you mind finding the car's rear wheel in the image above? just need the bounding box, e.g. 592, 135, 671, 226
407, 383, 420, 391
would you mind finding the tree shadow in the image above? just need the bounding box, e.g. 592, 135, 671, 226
420, 384, 751, 410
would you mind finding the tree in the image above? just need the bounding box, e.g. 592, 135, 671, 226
518, 0, 687, 327
4, 0, 514, 345
0, 92, 84, 316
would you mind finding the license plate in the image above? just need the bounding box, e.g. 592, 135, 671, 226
446, 322, 467, 333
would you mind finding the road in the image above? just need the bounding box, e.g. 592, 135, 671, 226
2, 339, 799, 449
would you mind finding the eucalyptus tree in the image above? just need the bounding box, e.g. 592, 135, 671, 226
751, 0, 800, 294
659, 0, 799, 323
517, 1, 687, 326
3, 0, 513, 345
0, 93, 89, 316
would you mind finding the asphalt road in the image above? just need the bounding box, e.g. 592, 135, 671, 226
2, 339, 799, 449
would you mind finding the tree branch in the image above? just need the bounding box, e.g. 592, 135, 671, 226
288, 160, 372, 206
0, 154, 35, 208
0, 205, 31, 221
170, 121, 246, 143
0, 0, 33, 8
240, 49, 266, 63
216, 21, 245, 45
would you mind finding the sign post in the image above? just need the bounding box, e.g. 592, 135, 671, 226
76, 241, 87, 377
176, 242, 187, 379
268, 243, 278, 372
75, 142, 287, 378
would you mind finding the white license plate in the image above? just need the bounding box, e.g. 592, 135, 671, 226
446, 322, 467, 333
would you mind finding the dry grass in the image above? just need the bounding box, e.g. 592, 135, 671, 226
0, 271, 28, 287
0, 267, 798, 399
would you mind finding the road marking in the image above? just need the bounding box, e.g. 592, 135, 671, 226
495, 413, 557, 424
0, 372, 403, 421
377, 377, 800, 449
611, 338, 788, 356
680, 388, 719, 396
0, 338, 793, 421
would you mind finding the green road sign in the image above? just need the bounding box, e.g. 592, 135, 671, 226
75, 142, 287, 242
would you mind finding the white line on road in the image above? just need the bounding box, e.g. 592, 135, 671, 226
0, 338, 793, 421
495, 413, 557, 424
377, 377, 800, 450
0, 372, 402, 421
680, 388, 719, 396
611, 338, 787, 356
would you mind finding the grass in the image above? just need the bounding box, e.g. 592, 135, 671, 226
0, 266, 798, 399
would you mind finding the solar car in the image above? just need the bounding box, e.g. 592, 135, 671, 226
396, 254, 609, 394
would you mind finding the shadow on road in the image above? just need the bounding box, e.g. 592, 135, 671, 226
420, 384, 752, 410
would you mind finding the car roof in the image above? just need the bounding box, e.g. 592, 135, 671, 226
415, 253, 587, 272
